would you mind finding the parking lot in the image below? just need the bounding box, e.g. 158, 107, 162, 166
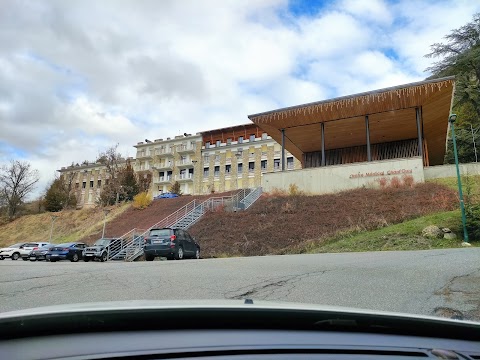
1, 248, 479, 321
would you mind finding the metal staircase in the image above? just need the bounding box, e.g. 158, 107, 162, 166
109, 187, 263, 262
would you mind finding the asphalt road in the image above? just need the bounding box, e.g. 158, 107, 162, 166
0, 248, 479, 320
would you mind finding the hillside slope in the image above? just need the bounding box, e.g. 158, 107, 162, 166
189, 183, 459, 258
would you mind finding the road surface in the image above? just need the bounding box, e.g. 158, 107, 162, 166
0, 248, 479, 320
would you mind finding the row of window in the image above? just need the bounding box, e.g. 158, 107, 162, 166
76, 179, 109, 189
203, 158, 294, 177
205, 133, 268, 149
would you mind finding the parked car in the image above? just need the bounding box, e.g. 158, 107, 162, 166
154, 192, 179, 199
29, 244, 56, 261
0, 243, 27, 260
83, 238, 123, 262
46, 242, 86, 262
20, 242, 52, 261
144, 228, 200, 261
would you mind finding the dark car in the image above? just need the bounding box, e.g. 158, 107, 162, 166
144, 228, 200, 261
29, 244, 57, 261
46, 242, 86, 262
83, 238, 123, 262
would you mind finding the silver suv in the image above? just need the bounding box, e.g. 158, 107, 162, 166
83, 238, 123, 262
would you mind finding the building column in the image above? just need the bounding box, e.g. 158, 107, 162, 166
281, 128, 285, 171
365, 115, 371, 161
416, 107, 424, 160
321, 122, 326, 166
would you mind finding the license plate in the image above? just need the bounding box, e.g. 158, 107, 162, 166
153, 240, 163, 244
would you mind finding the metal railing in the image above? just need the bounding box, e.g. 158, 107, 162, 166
112, 188, 263, 262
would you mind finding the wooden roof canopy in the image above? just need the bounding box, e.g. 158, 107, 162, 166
248, 77, 455, 166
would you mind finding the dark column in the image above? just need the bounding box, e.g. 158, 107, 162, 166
365, 115, 371, 161
321, 122, 326, 166
416, 107, 423, 159
281, 128, 285, 171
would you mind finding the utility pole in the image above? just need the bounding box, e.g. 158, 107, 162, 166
471, 124, 478, 163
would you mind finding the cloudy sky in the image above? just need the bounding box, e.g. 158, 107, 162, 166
1, 0, 479, 198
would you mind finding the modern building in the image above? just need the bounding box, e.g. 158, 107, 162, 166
248, 76, 456, 194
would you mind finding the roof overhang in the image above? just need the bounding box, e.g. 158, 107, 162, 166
248, 77, 455, 166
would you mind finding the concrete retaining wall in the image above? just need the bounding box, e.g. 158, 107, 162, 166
262, 157, 425, 194
424, 163, 480, 179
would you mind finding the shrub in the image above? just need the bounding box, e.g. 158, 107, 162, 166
288, 183, 303, 196
378, 177, 388, 189
390, 176, 402, 188
402, 175, 415, 187
133, 192, 152, 209
466, 204, 480, 241
169, 181, 182, 195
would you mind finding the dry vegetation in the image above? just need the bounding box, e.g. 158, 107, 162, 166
0, 203, 130, 247
189, 183, 458, 258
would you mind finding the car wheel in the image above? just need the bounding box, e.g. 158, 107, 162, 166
83, 257, 90, 262
71, 253, 79, 262
11, 252, 20, 261
194, 247, 200, 259
50, 259, 57, 262
100, 252, 107, 262
0, 256, 4, 260
145, 255, 154, 261
175, 247, 184, 260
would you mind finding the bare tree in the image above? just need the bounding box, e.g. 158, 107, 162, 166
97, 144, 128, 206
0, 160, 40, 218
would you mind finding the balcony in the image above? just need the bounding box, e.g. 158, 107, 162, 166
156, 161, 173, 170
155, 148, 174, 157
176, 159, 194, 168
158, 175, 173, 183
136, 151, 153, 159
176, 144, 196, 154
176, 173, 193, 181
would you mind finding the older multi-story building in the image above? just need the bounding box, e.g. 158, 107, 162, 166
58, 158, 132, 208
134, 134, 203, 197
58, 124, 303, 207
196, 124, 301, 194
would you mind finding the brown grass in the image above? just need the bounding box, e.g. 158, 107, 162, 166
189, 183, 458, 258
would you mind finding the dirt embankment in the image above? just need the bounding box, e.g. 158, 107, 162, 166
188, 183, 458, 258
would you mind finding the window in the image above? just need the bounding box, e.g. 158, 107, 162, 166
287, 157, 294, 169
82, 182, 86, 189
214, 166, 220, 177
205, 141, 210, 149
237, 163, 243, 173
249, 134, 255, 142
238, 136, 243, 143
90, 180, 94, 188
248, 162, 255, 172
97, 179, 101, 187
262, 132, 268, 140
204, 168, 209, 177
215, 154, 220, 162
204, 155, 209, 163
216, 140, 221, 147
75, 183, 79, 189
274, 159, 280, 170
225, 164, 231, 173
227, 138, 232, 145
105, 179, 110, 185
261, 160, 267, 171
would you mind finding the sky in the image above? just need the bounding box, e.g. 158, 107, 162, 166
1, 0, 479, 198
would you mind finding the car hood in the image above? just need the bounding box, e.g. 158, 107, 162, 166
0, 300, 479, 326
0, 247, 15, 251
87, 245, 105, 250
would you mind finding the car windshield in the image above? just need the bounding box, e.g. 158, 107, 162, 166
149, 230, 171, 237
94, 239, 111, 246
0, 1, 479, 325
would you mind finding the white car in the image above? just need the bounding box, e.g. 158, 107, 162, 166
19, 242, 52, 261
0, 243, 27, 260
